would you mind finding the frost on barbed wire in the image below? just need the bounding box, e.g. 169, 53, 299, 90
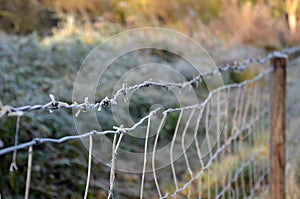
0, 66, 273, 156
0, 48, 299, 198
0, 49, 292, 119
0, 63, 273, 197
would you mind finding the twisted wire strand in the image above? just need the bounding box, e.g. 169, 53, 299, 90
0, 51, 289, 119
0, 66, 272, 156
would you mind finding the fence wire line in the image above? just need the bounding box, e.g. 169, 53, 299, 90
83, 135, 93, 199
9, 115, 20, 172
0, 65, 272, 198
248, 169, 270, 198
0, 66, 272, 156
0, 51, 289, 119
24, 146, 33, 199
215, 151, 262, 199
1, 48, 297, 198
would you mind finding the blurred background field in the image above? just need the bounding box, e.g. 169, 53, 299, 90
0, 0, 300, 198
0, 0, 300, 47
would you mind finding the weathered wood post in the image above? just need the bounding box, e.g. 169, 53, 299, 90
269, 53, 287, 199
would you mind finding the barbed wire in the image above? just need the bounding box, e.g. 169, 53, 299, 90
281, 46, 300, 55
0, 63, 272, 197
0, 50, 291, 119
0, 47, 299, 198
0, 54, 289, 151
0, 66, 272, 156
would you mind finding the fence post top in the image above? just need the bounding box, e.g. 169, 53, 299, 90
272, 52, 288, 59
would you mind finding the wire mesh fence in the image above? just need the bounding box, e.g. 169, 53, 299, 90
0, 47, 300, 198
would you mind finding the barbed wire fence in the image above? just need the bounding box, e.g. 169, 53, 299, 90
0, 47, 300, 198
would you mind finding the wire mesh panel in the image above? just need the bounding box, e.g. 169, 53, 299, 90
147, 67, 271, 199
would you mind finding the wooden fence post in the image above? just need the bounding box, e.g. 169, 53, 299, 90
270, 54, 287, 199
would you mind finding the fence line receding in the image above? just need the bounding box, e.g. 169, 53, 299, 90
0, 47, 300, 198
